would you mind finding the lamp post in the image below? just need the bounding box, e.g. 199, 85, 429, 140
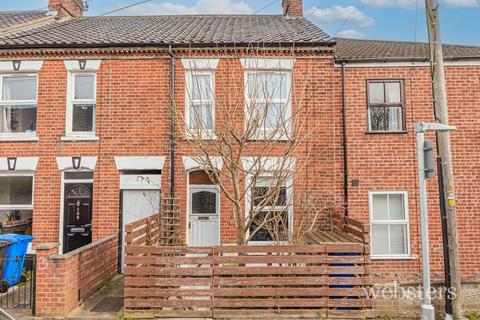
416, 122, 456, 320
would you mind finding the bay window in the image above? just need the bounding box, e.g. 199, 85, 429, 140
0, 75, 37, 135
370, 191, 410, 258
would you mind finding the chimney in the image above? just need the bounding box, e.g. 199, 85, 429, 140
49, 0, 85, 18
282, 0, 303, 17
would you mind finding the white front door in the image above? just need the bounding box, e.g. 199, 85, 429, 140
121, 190, 160, 272
188, 186, 220, 247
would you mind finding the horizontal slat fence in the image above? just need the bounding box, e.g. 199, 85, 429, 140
124, 243, 372, 319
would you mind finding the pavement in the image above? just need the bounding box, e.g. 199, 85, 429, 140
6, 275, 124, 320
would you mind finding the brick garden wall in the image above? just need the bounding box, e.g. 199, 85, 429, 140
34, 234, 118, 317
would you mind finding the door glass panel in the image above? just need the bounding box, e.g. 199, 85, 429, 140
192, 191, 216, 214
67, 186, 91, 198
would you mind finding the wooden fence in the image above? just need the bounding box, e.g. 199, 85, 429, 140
124, 243, 372, 319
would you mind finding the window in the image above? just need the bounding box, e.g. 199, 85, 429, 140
67, 73, 96, 135
248, 176, 291, 242
367, 80, 405, 132
185, 72, 214, 134
245, 72, 291, 138
0, 75, 37, 135
370, 192, 410, 258
0, 175, 34, 229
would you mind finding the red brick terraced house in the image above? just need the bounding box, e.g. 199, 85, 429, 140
0, 0, 479, 317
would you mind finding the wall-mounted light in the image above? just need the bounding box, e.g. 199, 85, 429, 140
78, 60, 87, 70
7, 157, 17, 171
12, 61, 21, 71
72, 157, 82, 170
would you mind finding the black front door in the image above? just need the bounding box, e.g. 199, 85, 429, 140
63, 183, 93, 254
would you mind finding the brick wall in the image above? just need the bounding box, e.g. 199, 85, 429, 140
34, 234, 118, 317
341, 64, 480, 283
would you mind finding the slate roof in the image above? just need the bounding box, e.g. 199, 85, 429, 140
0, 15, 334, 49
0, 11, 49, 30
335, 38, 480, 61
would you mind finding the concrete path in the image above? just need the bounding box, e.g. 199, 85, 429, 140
6, 275, 124, 320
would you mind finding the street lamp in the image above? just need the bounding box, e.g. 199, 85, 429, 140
416, 122, 456, 320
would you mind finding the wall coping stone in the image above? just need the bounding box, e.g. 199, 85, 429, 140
49, 233, 117, 260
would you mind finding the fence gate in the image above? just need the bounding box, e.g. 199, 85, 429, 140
0, 254, 36, 312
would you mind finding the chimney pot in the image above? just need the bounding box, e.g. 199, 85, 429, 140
282, 0, 303, 17
49, 0, 85, 18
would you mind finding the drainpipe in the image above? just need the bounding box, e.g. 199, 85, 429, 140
168, 45, 176, 197
341, 62, 349, 217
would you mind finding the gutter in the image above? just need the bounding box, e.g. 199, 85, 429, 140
341, 62, 349, 217
168, 45, 176, 197
336, 55, 480, 64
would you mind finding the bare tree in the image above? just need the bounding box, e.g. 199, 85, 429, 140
176, 48, 332, 245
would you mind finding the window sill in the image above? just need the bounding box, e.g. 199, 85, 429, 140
371, 255, 415, 260
366, 130, 408, 135
0, 134, 39, 142
184, 132, 217, 140
61, 135, 100, 142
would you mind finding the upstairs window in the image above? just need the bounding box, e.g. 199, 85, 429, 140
248, 176, 291, 242
367, 80, 405, 132
68, 73, 96, 135
370, 191, 410, 258
245, 72, 291, 139
185, 72, 215, 135
0, 76, 37, 135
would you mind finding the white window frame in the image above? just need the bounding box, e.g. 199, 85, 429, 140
185, 70, 216, 139
65, 72, 98, 139
369, 191, 411, 259
245, 174, 293, 244
0, 172, 35, 217
0, 74, 39, 141
244, 70, 292, 140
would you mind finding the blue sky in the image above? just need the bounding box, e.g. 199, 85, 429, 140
1, 0, 479, 45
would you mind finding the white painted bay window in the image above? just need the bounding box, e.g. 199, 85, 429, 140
0, 75, 38, 137
370, 191, 411, 258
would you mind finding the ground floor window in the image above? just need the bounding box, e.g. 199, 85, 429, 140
0, 174, 33, 235
370, 191, 410, 258
248, 176, 291, 243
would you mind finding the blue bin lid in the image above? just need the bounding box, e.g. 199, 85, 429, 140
0, 234, 34, 243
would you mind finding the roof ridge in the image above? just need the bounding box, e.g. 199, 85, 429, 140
0, 10, 48, 14
335, 37, 480, 49
84, 14, 285, 18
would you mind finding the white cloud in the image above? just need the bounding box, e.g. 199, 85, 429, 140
359, 0, 416, 9
443, 0, 479, 6
308, 6, 375, 28
336, 29, 366, 38
114, 0, 253, 15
